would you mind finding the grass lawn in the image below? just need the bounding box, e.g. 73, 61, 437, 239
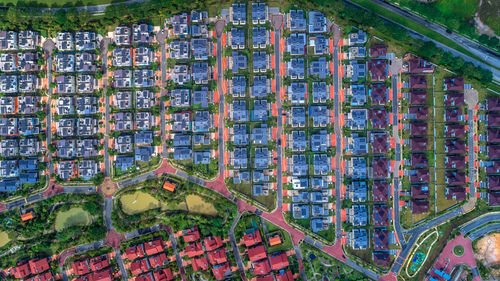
119, 191, 165, 215
0, 0, 128, 7
348, 0, 496, 69
185, 194, 218, 216
436, 185, 457, 212
54, 207, 91, 232
453, 245, 464, 256
0, 231, 10, 248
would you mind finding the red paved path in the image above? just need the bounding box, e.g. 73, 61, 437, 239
432, 234, 480, 281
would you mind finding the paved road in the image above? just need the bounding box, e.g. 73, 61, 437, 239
468, 109, 475, 197
391, 74, 405, 245
392, 206, 464, 273
332, 27, 342, 239
271, 14, 284, 208
215, 20, 225, 175
100, 38, 111, 177
229, 213, 247, 281
115, 249, 128, 281
43, 39, 55, 175
104, 198, 113, 230
157, 31, 168, 158
345, 0, 500, 84
468, 223, 500, 240
168, 228, 186, 280
461, 212, 500, 234
366, 0, 500, 69
118, 171, 156, 188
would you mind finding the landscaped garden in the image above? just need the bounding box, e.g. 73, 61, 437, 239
453, 245, 465, 257
0, 193, 107, 268
112, 175, 237, 238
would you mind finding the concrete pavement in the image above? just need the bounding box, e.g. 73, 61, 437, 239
100, 38, 111, 177
43, 39, 55, 175
215, 20, 225, 176
332, 25, 342, 239
157, 31, 168, 158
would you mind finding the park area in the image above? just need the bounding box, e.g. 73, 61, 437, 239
55, 207, 91, 231
0, 0, 127, 7
404, 229, 439, 278
118, 191, 217, 216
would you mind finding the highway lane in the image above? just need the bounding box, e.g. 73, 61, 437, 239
461, 212, 500, 234
468, 223, 500, 240
366, 0, 500, 69
345, 0, 500, 84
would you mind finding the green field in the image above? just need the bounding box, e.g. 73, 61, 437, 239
0, 231, 10, 248
185, 194, 218, 216
0, 0, 128, 7
120, 191, 165, 215
55, 207, 91, 231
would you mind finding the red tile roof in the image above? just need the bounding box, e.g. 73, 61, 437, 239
367, 59, 387, 81
445, 155, 466, 170
409, 91, 427, 105
253, 259, 271, 276
256, 276, 274, 281
412, 200, 429, 214
191, 256, 209, 272
370, 83, 388, 105
13, 262, 30, 279
489, 176, 500, 191
28, 259, 50, 275
373, 205, 390, 227
148, 253, 168, 269
410, 122, 427, 136
144, 239, 165, 256
488, 97, 500, 111
369, 108, 388, 130
369, 45, 387, 58
411, 153, 428, 168
135, 273, 154, 281
487, 161, 500, 175
445, 124, 465, 138
446, 187, 467, 201
408, 58, 433, 73
488, 114, 500, 127
208, 248, 227, 265
243, 230, 262, 247
275, 270, 293, 281
372, 181, 389, 202
269, 252, 289, 270
72, 259, 90, 276
203, 236, 223, 252
372, 157, 389, 179
126, 244, 146, 260
373, 229, 390, 250
152, 268, 173, 281
409, 75, 427, 89
444, 92, 465, 107
212, 263, 231, 280
409, 107, 428, 120
130, 259, 149, 275
28, 272, 53, 281
248, 245, 267, 262
411, 185, 430, 199
90, 269, 113, 281
446, 171, 466, 186
411, 138, 428, 152
489, 192, 500, 206
445, 108, 462, 122
183, 226, 200, 243
444, 77, 464, 91
89, 255, 109, 272
410, 169, 430, 183
185, 242, 204, 258
373, 252, 391, 267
